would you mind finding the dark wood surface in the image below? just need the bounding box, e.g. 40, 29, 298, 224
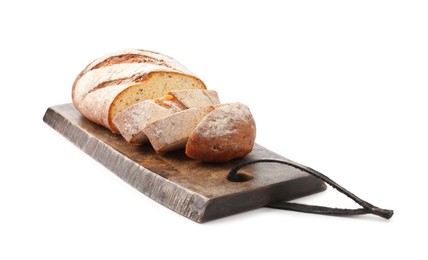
43, 104, 326, 222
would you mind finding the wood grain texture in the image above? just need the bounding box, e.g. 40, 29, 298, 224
43, 104, 326, 222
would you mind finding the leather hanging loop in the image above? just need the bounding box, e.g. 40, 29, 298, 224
228, 159, 394, 220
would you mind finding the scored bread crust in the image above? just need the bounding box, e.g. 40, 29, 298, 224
72, 49, 206, 132
185, 103, 256, 162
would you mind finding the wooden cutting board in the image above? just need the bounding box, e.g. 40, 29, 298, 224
43, 104, 326, 222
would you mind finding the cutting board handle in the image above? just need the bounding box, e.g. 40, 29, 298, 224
228, 159, 394, 220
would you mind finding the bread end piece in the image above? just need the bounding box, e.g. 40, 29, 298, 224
185, 103, 256, 162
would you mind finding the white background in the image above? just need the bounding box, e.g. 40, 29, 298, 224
1, 0, 427, 259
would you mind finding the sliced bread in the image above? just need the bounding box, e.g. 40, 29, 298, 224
113, 89, 221, 145
112, 100, 174, 144
143, 107, 215, 153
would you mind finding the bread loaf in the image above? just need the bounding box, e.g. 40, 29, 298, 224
143, 107, 215, 153
72, 49, 206, 132
185, 103, 256, 162
72, 49, 257, 162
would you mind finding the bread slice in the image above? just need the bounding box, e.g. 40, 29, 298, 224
154, 89, 220, 111
168, 89, 220, 108
113, 89, 221, 145
112, 100, 174, 144
153, 94, 187, 112
185, 103, 256, 162
72, 49, 206, 132
143, 107, 215, 153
